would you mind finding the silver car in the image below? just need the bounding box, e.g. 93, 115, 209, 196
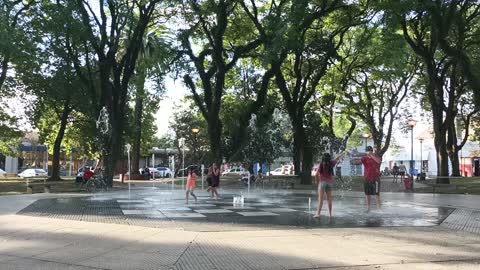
18, 168, 48, 178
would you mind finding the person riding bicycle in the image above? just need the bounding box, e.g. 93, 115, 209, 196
82, 167, 94, 184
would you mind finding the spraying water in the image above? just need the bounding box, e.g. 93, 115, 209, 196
96, 106, 110, 136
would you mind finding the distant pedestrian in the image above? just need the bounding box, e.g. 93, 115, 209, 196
211, 163, 221, 199
205, 165, 213, 193
403, 173, 412, 191
186, 168, 197, 204
82, 167, 94, 184
398, 161, 406, 183
314, 151, 346, 219
392, 163, 399, 183
361, 146, 382, 212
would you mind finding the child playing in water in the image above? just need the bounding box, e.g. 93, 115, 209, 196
314, 151, 346, 219
186, 168, 197, 203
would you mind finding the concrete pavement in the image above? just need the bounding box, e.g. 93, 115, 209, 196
0, 187, 479, 269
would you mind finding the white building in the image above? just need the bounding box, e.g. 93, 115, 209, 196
382, 129, 480, 177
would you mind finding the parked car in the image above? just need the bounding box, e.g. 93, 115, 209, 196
221, 167, 248, 176
176, 165, 207, 177
18, 168, 48, 178
0, 168, 6, 177
155, 167, 172, 178
266, 168, 284, 176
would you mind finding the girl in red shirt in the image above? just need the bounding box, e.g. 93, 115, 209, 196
314, 151, 346, 219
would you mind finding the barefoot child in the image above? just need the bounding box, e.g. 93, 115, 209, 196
314, 151, 346, 219
186, 169, 197, 204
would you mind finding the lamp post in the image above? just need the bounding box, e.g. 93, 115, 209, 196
419, 138, 424, 179
125, 143, 131, 194
407, 119, 417, 189
362, 133, 370, 150
191, 128, 199, 165
179, 138, 186, 189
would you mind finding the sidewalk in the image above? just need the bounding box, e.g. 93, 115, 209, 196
0, 189, 480, 269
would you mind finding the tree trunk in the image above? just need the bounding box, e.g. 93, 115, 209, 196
447, 126, 461, 177
104, 106, 124, 187
449, 149, 460, 177
49, 100, 71, 181
208, 115, 223, 165
292, 117, 311, 185
433, 123, 450, 183
427, 72, 451, 183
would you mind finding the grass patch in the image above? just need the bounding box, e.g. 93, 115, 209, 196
414, 176, 480, 195
0, 178, 130, 195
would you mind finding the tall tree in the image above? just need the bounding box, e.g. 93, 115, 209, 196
130, 28, 171, 176
72, 0, 167, 186
428, 0, 480, 108
14, 0, 93, 181
178, 0, 272, 164
387, 1, 479, 181
244, 0, 371, 184
0, 0, 33, 90
337, 26, 418, 159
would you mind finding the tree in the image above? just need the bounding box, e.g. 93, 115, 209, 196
337, 26, 418, 160
427, 0, 480, 108
0, 107, 22, 157
72, 0, 168, 186
386, 1, 479, 181
130, 28, 171, 176
0, 1, 34, 157
169, 103, 209, 171
177, 0, 272, 164
244, 0, 371, 184
0, 0, 34, 90
13, 0, 99, 181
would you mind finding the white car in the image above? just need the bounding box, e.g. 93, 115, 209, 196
18, 168, 48, 178
266, 168, 284, 176
155, 167, 172, 178
0, 168, 6, 177
221, 167, 248, 176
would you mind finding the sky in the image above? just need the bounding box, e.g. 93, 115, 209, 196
155, 77, 190, 137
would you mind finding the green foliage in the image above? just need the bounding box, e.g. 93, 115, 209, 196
0, 108, 22, 156
169, 101, 209, 163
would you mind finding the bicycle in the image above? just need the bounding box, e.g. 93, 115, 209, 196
85, 175, 108, 193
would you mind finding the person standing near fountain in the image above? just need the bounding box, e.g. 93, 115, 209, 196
186, 168, 197, 204
205, 165, 213, 193
398, 161, 406, 183
211, 163, 221, 199
392, 163, 399, 183
314, 151, 346, 219
361, 146, 382, 212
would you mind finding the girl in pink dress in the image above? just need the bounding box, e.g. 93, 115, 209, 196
186, 169, 197, 203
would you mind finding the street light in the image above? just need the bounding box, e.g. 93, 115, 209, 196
407, 119, 417, 188
419, 138, 424, 178
125, 143, 132, 194
362, 133, 370, 150
179, 138, 186, 189
191, 128, 199, 165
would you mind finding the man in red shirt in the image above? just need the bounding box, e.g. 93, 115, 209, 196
82, 167, 94, 184
361, 146, 382, 212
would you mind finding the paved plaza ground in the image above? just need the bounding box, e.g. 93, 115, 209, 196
0, 180, 480, 269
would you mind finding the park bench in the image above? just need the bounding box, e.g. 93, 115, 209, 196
24, 178, 58, 193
